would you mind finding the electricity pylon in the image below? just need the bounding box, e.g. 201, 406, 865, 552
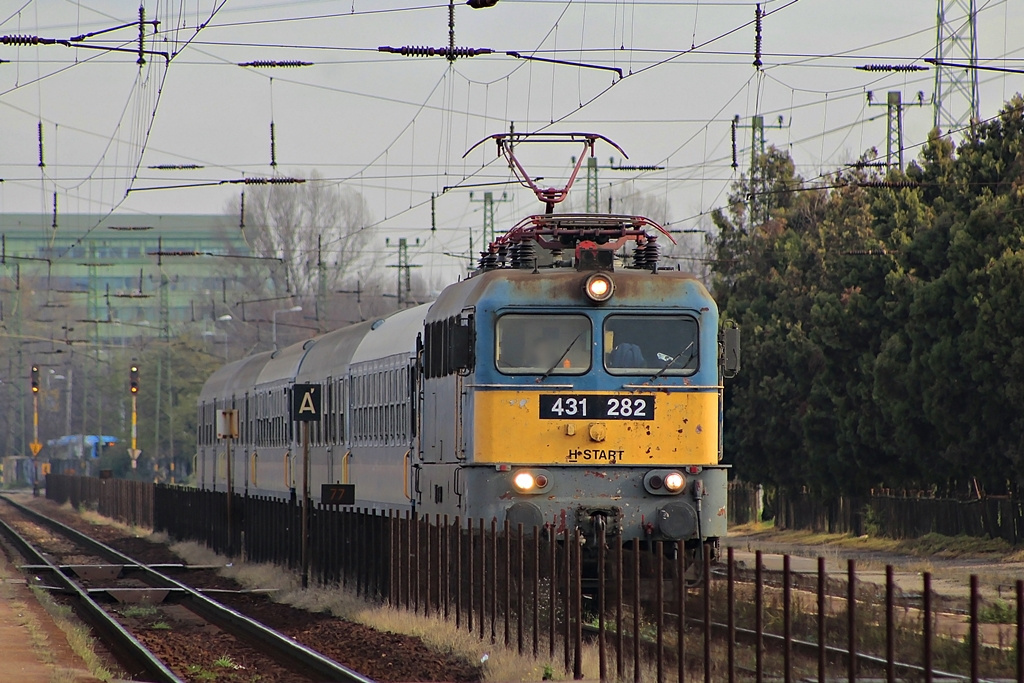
934, 0, 979, 135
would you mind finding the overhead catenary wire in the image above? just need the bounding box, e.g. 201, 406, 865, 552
1, 0, 1020, 272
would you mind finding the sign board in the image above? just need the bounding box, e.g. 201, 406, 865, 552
321, 483, 355, 506
29, 440, 42, 456
128, 449, 142, 460
291, 384, 321, 422
217, 409, 239, 439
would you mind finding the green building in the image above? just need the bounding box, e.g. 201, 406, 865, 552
0, 213, 266, 471
2, 213, 254, 338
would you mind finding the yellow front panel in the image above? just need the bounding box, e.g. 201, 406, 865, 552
472, 390, 719, 465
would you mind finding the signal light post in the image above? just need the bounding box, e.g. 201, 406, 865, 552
128, 363, 142, 470
30, 364, 42, 496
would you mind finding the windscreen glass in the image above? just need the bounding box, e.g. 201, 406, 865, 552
495, 314, 591, 375
603, 315, 699, 376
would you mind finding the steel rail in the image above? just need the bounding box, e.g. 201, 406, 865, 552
0, 495, 375, 683
696, 612, 977, 682
0, 514, 182, 683
580, 611, 977, 682
709, 563, 976, 619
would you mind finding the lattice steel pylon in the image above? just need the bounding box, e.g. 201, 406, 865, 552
868, 91, 927, 171
934, 0, 979, 135
585, 157, 599, 213
386, 237, 422, 306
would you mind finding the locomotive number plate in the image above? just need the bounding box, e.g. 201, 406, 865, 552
539, 394, 655, 420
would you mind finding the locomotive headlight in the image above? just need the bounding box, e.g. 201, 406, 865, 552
513, 471, 536, 491
664, 472, 685, 492
583, 273, 614, 303
512, 469, 550, 494
644, 469, 686, 495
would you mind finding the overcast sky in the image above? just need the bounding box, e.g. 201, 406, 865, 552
1, 0, 1021, 282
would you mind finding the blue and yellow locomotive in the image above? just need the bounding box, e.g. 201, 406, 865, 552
196, 133, 739, 567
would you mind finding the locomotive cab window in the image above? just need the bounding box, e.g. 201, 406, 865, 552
495, 314, 591, 375
603, 315, 699, 376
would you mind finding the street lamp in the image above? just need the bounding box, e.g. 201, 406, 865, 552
50, 372, 72, 437
272, 306, 302, 351
213, 314, 233, 361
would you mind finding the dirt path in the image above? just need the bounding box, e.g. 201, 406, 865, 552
724, 527, 1024, 603
0, 530, 105, 683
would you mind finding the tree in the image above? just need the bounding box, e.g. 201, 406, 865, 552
229, 172, 374, 320
873, 97, 1024, 495
712, 147, 909, 497
713, 95, 1024, 499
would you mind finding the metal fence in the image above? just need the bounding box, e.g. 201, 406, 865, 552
44, 475, 1024, 680
775, 488, 1024, 545
46, 473, 154, 528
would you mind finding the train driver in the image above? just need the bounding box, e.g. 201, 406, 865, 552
607, 341, 646, 368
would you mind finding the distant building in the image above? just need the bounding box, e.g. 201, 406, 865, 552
1, 213, 259, 340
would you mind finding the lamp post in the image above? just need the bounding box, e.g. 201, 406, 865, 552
272, 306, 302, 352
49, 371, 72, 437
216, 314, 232, 360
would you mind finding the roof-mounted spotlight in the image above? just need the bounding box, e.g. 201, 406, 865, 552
584, 272, 614, 303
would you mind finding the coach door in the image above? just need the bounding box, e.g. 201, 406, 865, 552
419, 311, 474, 466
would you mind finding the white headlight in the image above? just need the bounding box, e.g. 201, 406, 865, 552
584, 273, 614, 303
513, 471, 536, 491
645, 469, 687, 495
664, 472, 685, 492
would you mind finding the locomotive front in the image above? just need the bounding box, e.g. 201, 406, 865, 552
417, 213, 738, 567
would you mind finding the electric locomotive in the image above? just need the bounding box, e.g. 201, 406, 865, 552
196, 133, 739, 568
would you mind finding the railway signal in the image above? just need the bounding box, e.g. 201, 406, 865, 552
128, 362, 142, 471
29, 363, 42, 495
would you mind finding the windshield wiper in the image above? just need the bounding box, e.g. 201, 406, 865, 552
537, 332, 583, 383
644, 341, 695, 384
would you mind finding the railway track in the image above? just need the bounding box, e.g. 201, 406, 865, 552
0, 494, 374, 683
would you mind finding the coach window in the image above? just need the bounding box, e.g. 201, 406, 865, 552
603, 315, 699, 376
495, 314, 591, 375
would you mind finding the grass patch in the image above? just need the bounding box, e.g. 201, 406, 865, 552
978, 599, 1017, 624
119, 605, 159, 619
74, 507, 154, 539
729, 525, 1017, 561
186, 663, 217, 681
900, 533, 1012, 558
214, 654, 239, 669
28, 585, 121, 681
0, 525, 123, 682
728, 518, 775, 534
